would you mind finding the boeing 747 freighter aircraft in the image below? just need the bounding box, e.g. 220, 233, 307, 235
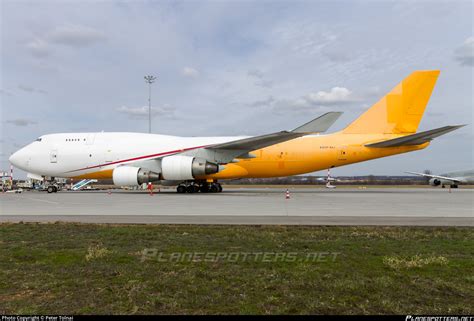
9, 70, 465, 193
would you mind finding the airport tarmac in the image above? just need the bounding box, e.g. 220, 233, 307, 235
0, 187, 473, 226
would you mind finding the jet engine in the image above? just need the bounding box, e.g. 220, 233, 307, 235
429, 178, 441, 186
161, 155, 220, 180
113, 166, 160, 186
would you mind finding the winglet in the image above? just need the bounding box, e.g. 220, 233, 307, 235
292, 112, 343, 133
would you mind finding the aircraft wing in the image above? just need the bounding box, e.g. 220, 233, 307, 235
405, 171, 462, 183
365, 125, 465, 148
207, 131, 304, 152
291, 111, 343, 133
208, 112, 342, 151
181, 112, 342, 163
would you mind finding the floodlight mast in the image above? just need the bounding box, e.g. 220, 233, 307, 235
144, 75, 157, 133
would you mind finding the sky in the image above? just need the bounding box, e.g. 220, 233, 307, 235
1, 0, 473, 178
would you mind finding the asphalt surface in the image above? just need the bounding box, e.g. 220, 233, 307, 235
1, 187, 473, 226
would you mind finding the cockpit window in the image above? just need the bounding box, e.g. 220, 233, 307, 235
36, 138, 42, 142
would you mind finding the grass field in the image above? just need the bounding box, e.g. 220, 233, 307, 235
0, 223, 472, 314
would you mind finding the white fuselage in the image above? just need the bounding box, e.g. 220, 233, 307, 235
9, 132, 247, 178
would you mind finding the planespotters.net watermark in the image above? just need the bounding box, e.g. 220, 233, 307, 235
406, 316, 474, 321
140, 250, 340, 263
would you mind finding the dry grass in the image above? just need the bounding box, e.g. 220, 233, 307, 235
85, 243, 112, 261
383, 255, 449, 270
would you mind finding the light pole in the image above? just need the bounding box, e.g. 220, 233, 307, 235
144, 75, 156, 133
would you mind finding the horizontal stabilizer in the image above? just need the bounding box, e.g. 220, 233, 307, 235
292, 112, 343, 133
365, 125, 465, 148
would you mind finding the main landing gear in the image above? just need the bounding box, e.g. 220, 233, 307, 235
176, 181, 223, 193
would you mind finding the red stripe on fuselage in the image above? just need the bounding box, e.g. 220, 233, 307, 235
66, 145, 209, 173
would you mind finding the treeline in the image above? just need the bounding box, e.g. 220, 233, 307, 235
14, 176, 428, 187
222, 176, 427, 185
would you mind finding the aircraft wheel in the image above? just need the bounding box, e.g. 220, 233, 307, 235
441, 185, 445, 188
217, 183, 223, 192
200, 183, 210, 193
53, 186, 58, 193
209, 184, 219, 193
451, 184, 459, 188
186, 185, 197, 193
177, 185, 186, 193
47, 186, 54, 193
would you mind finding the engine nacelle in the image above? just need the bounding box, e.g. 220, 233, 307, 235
161, 155, 219, 180
429, 178, 441, 186
113, 166, 160, 186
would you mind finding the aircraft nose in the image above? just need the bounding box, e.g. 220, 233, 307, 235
9, 149, 27, 169
9, 151, 19, 166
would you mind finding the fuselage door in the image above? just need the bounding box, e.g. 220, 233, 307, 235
85, 133, 96, 145
85, 133, 98, 167
50, 149, 58, 163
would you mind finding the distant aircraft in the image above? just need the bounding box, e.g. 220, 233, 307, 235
406, 169, 474, 188
10, 70, 465, 193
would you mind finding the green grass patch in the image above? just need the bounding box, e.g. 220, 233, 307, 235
0, 223, 472, 314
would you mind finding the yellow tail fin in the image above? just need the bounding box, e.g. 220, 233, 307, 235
343, 70, 440, 134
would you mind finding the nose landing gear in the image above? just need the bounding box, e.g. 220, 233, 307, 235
176, 181, 223, 193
